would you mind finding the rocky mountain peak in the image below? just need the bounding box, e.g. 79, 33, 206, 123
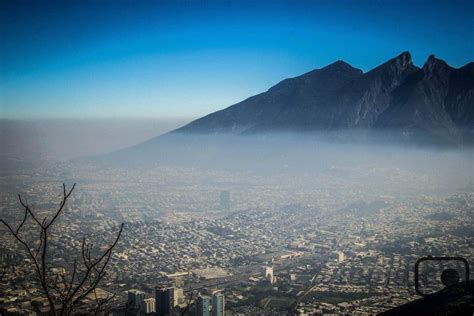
323, 60, 355, 71
422, 54, 451, 78
366, 51, 415, 79
163, 52, 473, 145
394, 51, 413, 70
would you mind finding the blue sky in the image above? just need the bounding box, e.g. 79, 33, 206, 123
1, 0, 473, 119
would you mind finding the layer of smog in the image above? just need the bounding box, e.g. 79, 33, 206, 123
1, 128, 473, 314
1, 1, 473, 314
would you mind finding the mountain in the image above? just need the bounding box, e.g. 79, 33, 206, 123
172, 52, 473, 143
87, 52, 474, 168
375, 55, 474, 143
177, 59, 364, 133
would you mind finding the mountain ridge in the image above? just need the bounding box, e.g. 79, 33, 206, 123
166, 52, 473, 145
85, 52, 474, 167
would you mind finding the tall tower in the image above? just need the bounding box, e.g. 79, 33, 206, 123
211, 293, 225, 316
144, 297, 156, 314
127, 289, 145, 309
219, 191, 230, 211
195, 294, 211, 316
265, 266, 274, 284
155, 286, 174, 316
173, 287, 184, 306
335, 251, 345, 263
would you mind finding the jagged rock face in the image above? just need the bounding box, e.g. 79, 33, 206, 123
175, 52, 473, 144
330, 52, 418, 128
375, 55, 474, 143
445, 62, 474, 127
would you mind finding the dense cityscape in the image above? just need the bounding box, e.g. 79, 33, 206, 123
2, 0, 473, 314
1, 159, 472, 315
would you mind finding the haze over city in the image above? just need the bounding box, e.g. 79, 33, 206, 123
1, 1, 473, 315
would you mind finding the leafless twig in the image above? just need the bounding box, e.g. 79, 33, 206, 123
0, 184, 124, 316
180, 290, 197, 316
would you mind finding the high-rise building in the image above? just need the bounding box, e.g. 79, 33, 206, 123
156, 286, 184, 316
335, 251, 345, 263
195, 294, 211, 316
143, 297, 156, 314
211, 293, 225, 316
155, 286, 173, 316
264, 266, 274, 284
219, 191, 230, 210
127, 289, 145, 309
174, 287, 184, 306
290, 273, 296, 284
174, 277, 184, 288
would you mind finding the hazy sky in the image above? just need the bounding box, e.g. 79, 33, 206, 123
1, 0, 473, 119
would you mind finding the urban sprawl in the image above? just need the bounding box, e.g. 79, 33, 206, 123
1, 162, 473, 315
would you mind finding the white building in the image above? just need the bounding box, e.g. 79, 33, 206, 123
335, 251, 345, 263
143, 297, 156, 314
264, 266, 276, 284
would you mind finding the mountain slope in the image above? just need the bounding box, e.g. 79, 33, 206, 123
376, 55, 474, 143
326, 51, 418, 129
171, 52, 473, 144
177, 60, 364, 133
87, 51, 474, 167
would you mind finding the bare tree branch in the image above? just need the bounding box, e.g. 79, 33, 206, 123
1, 183, 123, 316
45, 183, 75, 229
92, 288, 115, 316
180, 290, 196, 316
18, 195, 42, 227
67, 223, 123, 313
